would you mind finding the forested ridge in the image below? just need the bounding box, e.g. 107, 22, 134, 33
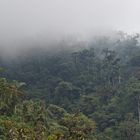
1, 33, 140, 139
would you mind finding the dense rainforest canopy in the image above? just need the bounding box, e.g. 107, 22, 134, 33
1, 33, 140, 139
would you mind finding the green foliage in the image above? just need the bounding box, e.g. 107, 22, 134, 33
1, 33, 140, 139
60, 113, 96, 140
116, 113, 140, 140
0, 78, 22, 116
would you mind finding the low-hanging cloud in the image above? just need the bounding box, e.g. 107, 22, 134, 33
0, 0, 140, 50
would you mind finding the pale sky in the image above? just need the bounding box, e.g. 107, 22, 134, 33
0, 0, 140, 45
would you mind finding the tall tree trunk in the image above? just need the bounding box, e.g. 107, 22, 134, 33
119, 75, 121, 84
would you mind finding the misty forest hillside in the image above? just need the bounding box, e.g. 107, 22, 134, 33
1, 33, 140, 139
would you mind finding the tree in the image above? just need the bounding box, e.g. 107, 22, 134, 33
0, 78, 23, 115
118, 113, 140, 140
124, 77, 140, 123
60, 113, 96, 140
54, 81, 81, 109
